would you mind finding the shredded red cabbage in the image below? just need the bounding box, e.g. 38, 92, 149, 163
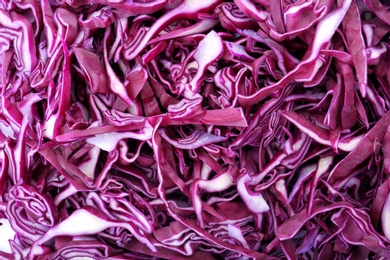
1, 0, 390, 259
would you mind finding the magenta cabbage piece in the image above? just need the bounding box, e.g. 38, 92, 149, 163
0, 0, 390, 259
